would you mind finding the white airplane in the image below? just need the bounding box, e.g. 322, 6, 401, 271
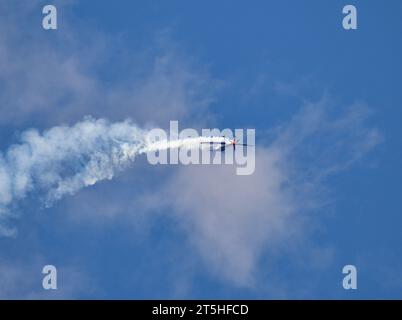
200, 136, 254, 151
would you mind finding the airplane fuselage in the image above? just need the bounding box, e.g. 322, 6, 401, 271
199, 136, 236, 151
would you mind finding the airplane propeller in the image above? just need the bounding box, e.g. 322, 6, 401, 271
231, 137, 253, 150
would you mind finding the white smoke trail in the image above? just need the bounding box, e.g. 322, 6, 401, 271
0, 118, 143, 213
144, 136, 225, 153
0, 117, 223, 235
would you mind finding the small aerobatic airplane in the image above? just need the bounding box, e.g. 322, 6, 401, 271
200, 136, 254, 151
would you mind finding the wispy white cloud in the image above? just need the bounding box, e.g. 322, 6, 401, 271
141, 100, 381, 287
0, 3, 219, 128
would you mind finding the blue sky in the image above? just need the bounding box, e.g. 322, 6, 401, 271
0, 0, 401, 299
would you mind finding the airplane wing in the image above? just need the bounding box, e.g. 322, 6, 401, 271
200, 142, 224, 144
